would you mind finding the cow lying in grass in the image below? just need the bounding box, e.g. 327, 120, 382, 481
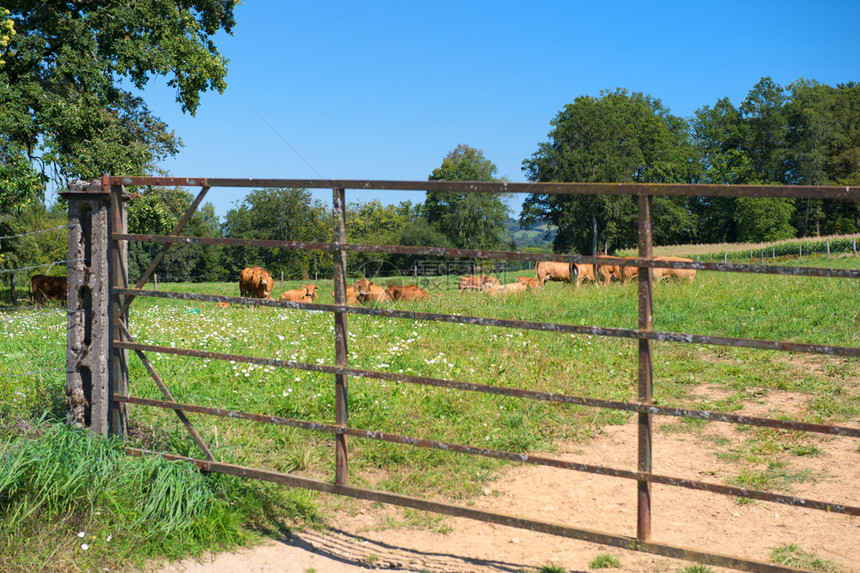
385, 283, 430, 301
279, 283, 318, 302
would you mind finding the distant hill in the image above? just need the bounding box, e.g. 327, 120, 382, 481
507, 218, 556, 249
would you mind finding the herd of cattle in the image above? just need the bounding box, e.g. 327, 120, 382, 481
229, 257, 697, 307
22, 257, 696, 309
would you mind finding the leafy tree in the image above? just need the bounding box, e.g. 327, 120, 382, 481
222, 188, 330, 281
521, 89, 697, 255
0, 1, 237, 190
393, 217, 453, 270
126, 188, 223, 282
740, 77, 790, 184
734, 197, 796, 242
785, 80, 860, 235
425, 145, 511, 250
346, 199, 413, 273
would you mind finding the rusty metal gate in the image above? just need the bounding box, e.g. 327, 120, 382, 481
64, 176, 859, 572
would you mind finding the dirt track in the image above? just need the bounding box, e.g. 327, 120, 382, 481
153, 389, 859, 573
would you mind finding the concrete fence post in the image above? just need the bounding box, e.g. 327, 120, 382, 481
62, 178, 129, 436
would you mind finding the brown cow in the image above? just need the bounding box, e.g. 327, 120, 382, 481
479, 275, 500, 292
535, 261, 593, 287
239, 266, 273, 300
458, 275, 499, 293
653, 256, 696, 283
29, 274, 67, 307
279, 283, 317, 303
355, 279, 391, 304
594, 256, 623, 286
621, 256, 640, 283
385, 283, 430, 301
331, 286, 359, 305
515, 276, 541, 292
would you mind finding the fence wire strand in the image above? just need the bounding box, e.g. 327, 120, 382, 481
0, 224, 70, 241
0, 258, 83, 275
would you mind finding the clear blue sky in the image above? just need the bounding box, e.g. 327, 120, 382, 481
140, 0, 859, 219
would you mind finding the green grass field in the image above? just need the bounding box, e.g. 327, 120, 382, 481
1, 253, 858, 571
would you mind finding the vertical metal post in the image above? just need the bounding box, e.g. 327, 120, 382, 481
108, 178, 129, 436
636, 194, 654, 541
9, 272, 15, 304
332, 187, 349, 486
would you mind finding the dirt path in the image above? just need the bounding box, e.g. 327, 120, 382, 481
153, 390, 859, 573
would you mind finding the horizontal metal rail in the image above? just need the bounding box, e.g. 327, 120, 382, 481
108, 176, 860, 201
126, 446, 810, 573
117, 394, 860, 517
115, 288, 860, 358
114, 340, 860, 438
114, 233, 860, 279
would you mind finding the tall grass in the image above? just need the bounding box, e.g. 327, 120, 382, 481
0, 421, 319, 572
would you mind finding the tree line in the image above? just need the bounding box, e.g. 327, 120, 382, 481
0, 3, 857, 282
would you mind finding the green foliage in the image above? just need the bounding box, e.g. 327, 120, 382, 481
426, 144, 511, 250
127, 188, 225, 282
734, 197, 796, 242
222, 188, 331, 280
521, 89, 697, 255
0, 143, 45, 215
0, 1, 237, 189
589, 553, 621, 568
522, 79, 860, 253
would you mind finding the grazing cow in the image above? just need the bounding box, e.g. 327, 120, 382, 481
279, 283, 317, 303
355, 279, 391, 304
29, 274, 67, 307
515, 276, 541, 292
485, 282, 528, 296
535, 261, 594, 287
385, 283, 430, 301
621, 256, 640, 283
332, 286, 359, 305
653, 256, 696, 283
216, 302, 232, 309
594, 256, 623, 286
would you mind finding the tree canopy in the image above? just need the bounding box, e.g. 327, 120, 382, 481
425, 144, 511, 251
0, 1, 237, 193
521, 89, 697, 255
523, 80, 860, 253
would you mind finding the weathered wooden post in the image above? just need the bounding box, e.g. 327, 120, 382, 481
63, 178, 129, 436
